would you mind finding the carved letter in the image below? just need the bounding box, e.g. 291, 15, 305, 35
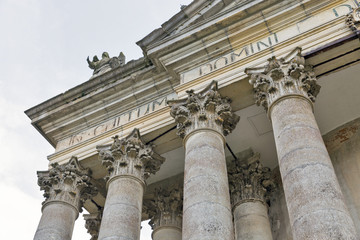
231, 46, 249, 62
199, 64, 213, 76
214, 57, 228, 70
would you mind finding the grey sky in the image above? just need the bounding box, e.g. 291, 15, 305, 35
0, 0, 192, 239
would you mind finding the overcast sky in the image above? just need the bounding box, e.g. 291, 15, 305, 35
0, 0, 192, 239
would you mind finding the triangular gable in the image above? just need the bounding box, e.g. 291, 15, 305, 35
136, 0, 239, 54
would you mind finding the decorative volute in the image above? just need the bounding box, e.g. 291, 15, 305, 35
167, 80, 240, 138
98, 128, 165, 183
144, 185, 183, 230
228, 153, 275, 208
245, 47, 320, 115
37, 156, 98, 212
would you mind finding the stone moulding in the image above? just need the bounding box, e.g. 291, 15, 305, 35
37, 156, 98, 213
346, 6, 360, 33
97, 128, 165, 184
167, 80, 240, 138
245, 47, 320, 117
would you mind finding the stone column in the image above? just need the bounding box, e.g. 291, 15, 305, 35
34, 156, 98, 240
84, 211, 102, 240
168, 81, 240, 240
97, 128, 165, 240
144, 185, 183, 240
245, 47, 358, 239
228, 152, 274, 240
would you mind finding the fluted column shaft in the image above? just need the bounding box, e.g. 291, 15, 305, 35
97, 129, 165, 240
246, 48, 358, 240
34, 156, 97, 240
168, 81, 239, 240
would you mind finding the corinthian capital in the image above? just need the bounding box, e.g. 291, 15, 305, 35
37, 156, 98, 212
144, 185, 183, 230
98, 128, 165, 183
346, 7, 360, 32
167, 81, 240, 138
84, 211, 102, 240
245, 47, 320, 113
228, 153, 275, 208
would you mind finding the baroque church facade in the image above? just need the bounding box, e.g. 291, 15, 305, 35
26, 0, 360, 239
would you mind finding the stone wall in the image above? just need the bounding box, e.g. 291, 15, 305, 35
268, 168, 293, 240
324, 117, 360, 236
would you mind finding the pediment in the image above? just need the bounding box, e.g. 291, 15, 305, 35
136, 0, 244, 53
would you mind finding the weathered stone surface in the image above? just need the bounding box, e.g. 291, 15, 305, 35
33, 202, 78, 240
143, 184, 183, 240
84, 211, 102, 240
144, 185, 183, 230
97, 128, 165, 240
228, 152, 274, 207
233, 201, 273, 240
98, 176, 144, 240
34, 156, 97, 240
87, 51, 126, 76
268, 168, 293, 240
168, 81, 238, 240
99, 128, 165, 183
152, 226, 182, 240
182, 130, 234, 240
246, 47, 320, 115
228, 152, 274, 240
246, 49, 358, 239
346, 6, 360, 32
324, 117, 360, 236
37, 156, 98, 211
168, 80, 239, 138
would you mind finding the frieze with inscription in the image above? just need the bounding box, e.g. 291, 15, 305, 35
56, 93, 177, 151
181, 2, 356, 83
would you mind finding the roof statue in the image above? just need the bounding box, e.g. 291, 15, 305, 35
87, 52, 126, 76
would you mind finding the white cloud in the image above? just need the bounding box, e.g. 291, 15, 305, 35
1, 0, 192, 239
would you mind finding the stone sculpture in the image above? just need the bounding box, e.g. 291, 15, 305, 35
87, 52, 126, 75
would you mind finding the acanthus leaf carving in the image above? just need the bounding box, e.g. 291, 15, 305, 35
228, 153, 275, 208
37, 156, 98, 212
143, 185, 183, 230
168, 80, 240, 138
98, 128, 165, 183
84, 211, 102, 240
245, 47, 320, 113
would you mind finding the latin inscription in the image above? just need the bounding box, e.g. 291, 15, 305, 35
56, 93, 177, 151
181, 2, 356, 83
